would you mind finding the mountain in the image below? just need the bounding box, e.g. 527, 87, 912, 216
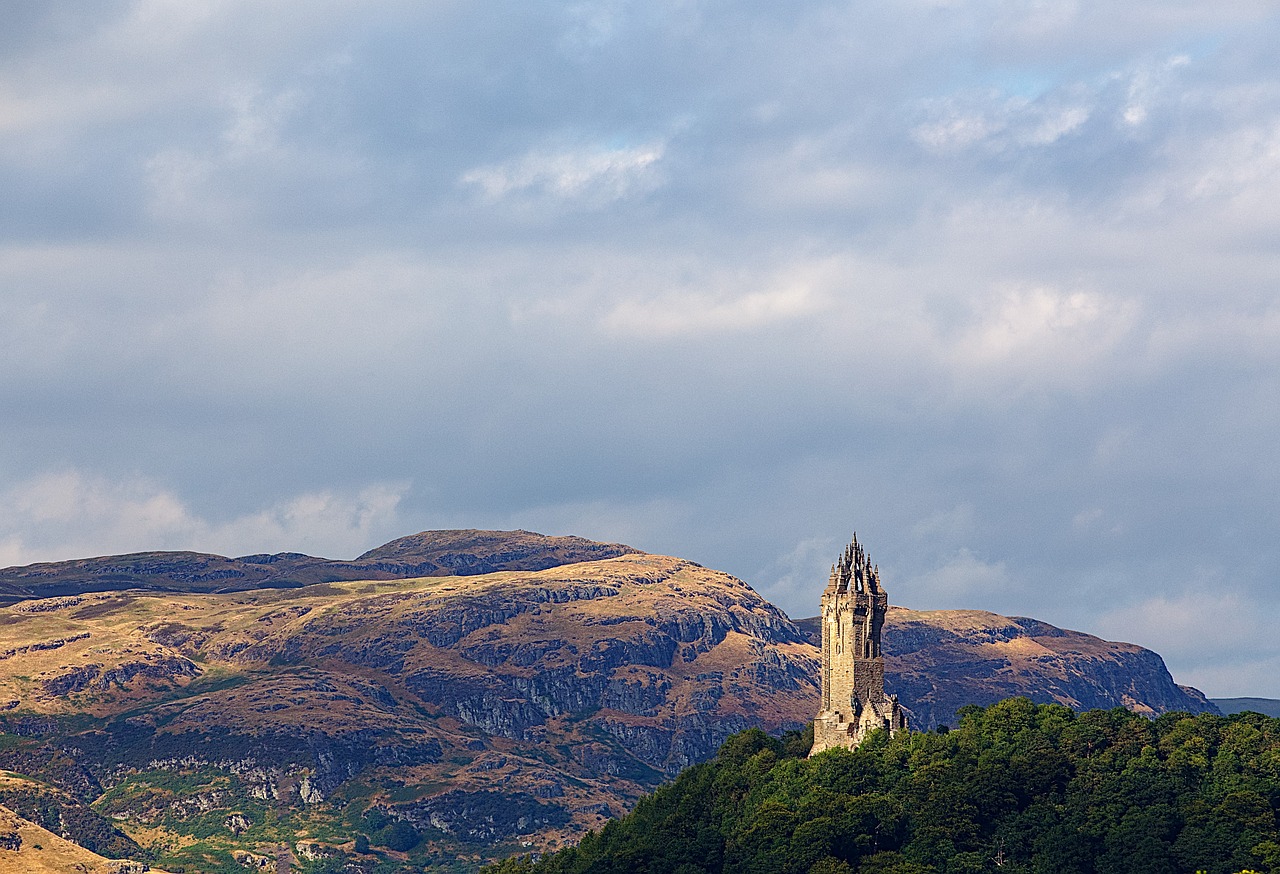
0, 529, 637, 605
796, 607, 1218, 730
0, 530, 1219, 871
0, 543, 816, 872
1212, 697, 1280, 717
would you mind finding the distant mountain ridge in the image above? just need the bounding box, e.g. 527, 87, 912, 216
0, 529, 638, 604
1212, 697, 1280, 717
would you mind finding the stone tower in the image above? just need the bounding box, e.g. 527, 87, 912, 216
810, 534, 907, 755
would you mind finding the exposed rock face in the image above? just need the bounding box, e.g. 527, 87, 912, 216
40, 656, 199, 697
797, 607, 1219, 729
224, 812, 251, 835
232, 849, 275, 870
0, 529, 638, 604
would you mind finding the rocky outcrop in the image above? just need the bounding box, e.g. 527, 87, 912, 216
40, 655, 198, 697
295, 840, 339, 861
0, 632, 90, 660
232, 849, 276, 870
40, 665, 102, 696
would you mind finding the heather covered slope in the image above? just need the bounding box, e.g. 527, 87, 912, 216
0, 529, 638, 604
796, 607, 1218, 730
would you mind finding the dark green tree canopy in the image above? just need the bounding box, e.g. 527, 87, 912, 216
488, 700, 1280, 874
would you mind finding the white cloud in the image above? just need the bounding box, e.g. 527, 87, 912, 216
596, 256, 842, 338
901, 549, 1013, 609
601, 284, 820, 338
1096, 589, 1264, 656
757, 535, 843, 619
911, 54, 1199, 156
912, 90, 1096, 154
1187, 121, 1280, 201
461, 142, 665, 205
220, 83, 303, 158
1023, 104, 1090, 144
1068, 506, 1128, 540
912, 106, 1005, 152
944, 285, 1139, 396
0, 471, 409, 567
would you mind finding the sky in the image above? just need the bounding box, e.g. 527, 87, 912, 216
2, 0, 1279, 698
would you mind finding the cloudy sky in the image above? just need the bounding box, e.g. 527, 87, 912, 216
3, 1, 1279, 697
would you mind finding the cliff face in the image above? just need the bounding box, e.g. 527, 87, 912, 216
797, 607, 1219, 729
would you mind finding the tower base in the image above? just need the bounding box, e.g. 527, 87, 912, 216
810, 695, 907, 755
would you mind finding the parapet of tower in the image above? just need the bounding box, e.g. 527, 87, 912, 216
810, 534, 908, 755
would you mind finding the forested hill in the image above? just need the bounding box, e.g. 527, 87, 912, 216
488, 700, 1280, 874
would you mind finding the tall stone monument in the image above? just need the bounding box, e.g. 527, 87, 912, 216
810, 534, 908, 755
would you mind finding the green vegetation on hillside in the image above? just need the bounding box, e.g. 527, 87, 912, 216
488, 699, 1280, 874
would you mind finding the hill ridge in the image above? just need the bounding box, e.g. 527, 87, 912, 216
0, 528, 639, 605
